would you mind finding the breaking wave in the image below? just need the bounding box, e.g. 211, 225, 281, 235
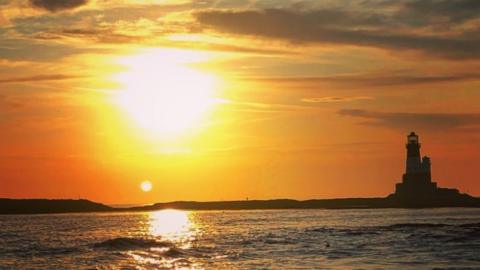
93, 237, 174, 251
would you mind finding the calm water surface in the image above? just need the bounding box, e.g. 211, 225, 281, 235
1, 208, 480, 269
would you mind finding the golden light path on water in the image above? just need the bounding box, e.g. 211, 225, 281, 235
149, 209, 196, 246
130, 209, 200, 269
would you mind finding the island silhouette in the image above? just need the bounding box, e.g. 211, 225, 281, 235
1, 132, 479, 215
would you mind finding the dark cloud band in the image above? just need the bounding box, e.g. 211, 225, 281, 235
30, 0, 88, 12
195, 5, 480, 59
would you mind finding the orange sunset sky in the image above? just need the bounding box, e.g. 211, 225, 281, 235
1, 0, 480, 204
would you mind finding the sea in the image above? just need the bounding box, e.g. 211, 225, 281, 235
1, 208, 480, 269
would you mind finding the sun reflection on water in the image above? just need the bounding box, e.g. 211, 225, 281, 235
148, 209, 196, 248
129, 210, 201, 269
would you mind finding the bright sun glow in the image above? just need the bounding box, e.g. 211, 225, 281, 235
140, 180, 152, 192
113, 48, 219, 139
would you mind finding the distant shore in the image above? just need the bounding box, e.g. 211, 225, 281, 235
1, 196, 480, 215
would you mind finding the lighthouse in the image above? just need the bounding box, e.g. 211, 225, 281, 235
389, 132, 469, 206
395, 132, 437, 198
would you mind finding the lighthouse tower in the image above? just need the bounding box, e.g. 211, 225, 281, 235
395, 132, 437, 197
406, 132, 422, 173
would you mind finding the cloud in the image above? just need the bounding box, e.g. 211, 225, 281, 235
195, 7, 480, 59
0, 38, 98, 61
338, 109, 480, 130
164, 39, 293, 55
301, 96, 373, 103
31, 27, 291, 54
0, 74, 81, 84
399, 0, 480, 25
223, 100, 313, 114
345, 74, 480, 86
29, 0, 88, 12
252, 73, 480, 86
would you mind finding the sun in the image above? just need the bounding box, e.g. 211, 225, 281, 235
140, 180, 152, 192
113, 48, 219, 139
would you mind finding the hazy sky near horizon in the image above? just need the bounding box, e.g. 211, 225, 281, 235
1, 0, 480, 203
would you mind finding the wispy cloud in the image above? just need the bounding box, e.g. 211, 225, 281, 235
251, 73, 480, 86
301, 96, 373, 103
0, 74, 81, 84
338, 109, 480, 130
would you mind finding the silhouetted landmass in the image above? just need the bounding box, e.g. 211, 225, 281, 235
1, 196, 480, 215
128, 195, 480, 212
0, 199, 112, 215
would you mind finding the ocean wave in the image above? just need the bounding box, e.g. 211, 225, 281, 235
458, 222, 480, 228
162, 247, 185, 257
306, 227, 378, 236
305, 222, 480, 241
385, 223, 452, 229
308, 222, 480, 232
11, 246, 80, 257
383, 222, 480, 244
0, 232, 17, 238
93, 237, 174, 251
